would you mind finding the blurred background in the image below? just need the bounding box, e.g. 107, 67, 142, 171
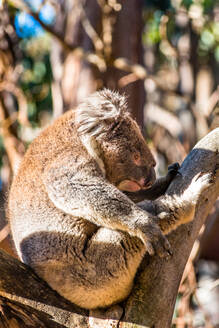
0, 0, 218, 326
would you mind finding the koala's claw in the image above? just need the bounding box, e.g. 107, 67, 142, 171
140, 223, 172, 259
152, 238, 172, 259
168, 162, 180, 171
167, 162, 182, 181
144, 241, 155, 256
160, 236, 172, 258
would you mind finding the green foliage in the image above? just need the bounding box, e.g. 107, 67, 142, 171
143, 0, 219, 67
19, 35, 52, 125
144, 0, 171, 11
199, 22, 219, 61
182, 0, 214, 13
143, 11, 162, 45
181, 0, 193, 10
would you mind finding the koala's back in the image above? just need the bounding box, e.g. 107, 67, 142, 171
8, 110, 89, 257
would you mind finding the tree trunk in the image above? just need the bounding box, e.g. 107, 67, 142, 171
51, 0, 145, 125
0, 128, 218, 327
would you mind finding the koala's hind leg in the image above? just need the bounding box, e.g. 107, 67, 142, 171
31, 227, 145, 310
68, 227, 145, 309
81, 227, 145, 308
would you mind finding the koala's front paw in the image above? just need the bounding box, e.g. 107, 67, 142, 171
137, 220, 172, 258
191, 171, 214, 195
168, 162, 181, 178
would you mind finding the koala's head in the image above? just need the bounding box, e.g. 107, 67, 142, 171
76, 89, 156, 192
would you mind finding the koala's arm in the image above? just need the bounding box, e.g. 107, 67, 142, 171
138, 172, 211, 234
126, 163, 180, 203
42, 157, 170, 256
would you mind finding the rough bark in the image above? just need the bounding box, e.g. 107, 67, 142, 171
0, 128, 218, 328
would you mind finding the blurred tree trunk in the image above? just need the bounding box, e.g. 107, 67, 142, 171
50, 0, 145, 125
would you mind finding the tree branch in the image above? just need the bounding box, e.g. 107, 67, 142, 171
0, 128, 218, 327
0, 250, 88, 327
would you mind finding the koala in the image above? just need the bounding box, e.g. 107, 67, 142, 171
8, 89, 208, 309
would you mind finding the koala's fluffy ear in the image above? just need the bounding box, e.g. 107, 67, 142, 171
75, 89, 128, 139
